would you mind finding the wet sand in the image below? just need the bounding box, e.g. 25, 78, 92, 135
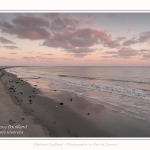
1, 67, 150, 137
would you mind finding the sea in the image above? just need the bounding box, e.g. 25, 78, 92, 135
6, 66, 150, 123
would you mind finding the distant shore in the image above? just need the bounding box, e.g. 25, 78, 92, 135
1, 66, 150, 137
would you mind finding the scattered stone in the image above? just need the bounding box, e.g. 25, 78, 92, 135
70, 99, 72, 101
29, 95, 34, 98
87, 113, 90, 115
60, 102, 63, 105
55, 106, 58, 108
21, 118, 24, 120
9, 119, 16, 124
54, 122, 55, 124
54, 90, 57, 91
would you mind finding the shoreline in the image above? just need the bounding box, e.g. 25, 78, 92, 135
1, 67, 150, 137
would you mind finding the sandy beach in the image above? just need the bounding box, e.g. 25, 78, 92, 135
0, 67, 51, 137
1, 67, 150, 137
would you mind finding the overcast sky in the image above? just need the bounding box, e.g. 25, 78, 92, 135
0, 13, 150, 66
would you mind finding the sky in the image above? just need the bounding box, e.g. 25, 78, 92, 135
0, 13, 150, 66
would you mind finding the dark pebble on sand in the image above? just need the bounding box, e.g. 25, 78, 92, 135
33, 90, 35, 92
70, 99, 72, 101
54, 122, 55, 124
21, 118, 24, 120
54, 90, 57, 91
29, 95, 34, 98
60, 102, 63, 105
29, 100, 32, 102
87, 113, 90, 115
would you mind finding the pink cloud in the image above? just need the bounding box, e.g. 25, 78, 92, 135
102, 47, 140, 59
64, 58, 72, 61
101, 55, 113, 58
43, 53, 53, 55
105, 51, 117, 54
63, 47, 96, 57
117, 47, 139, 58
122, 37, 137, 46
123, 31, 150, 46
0, 57, 16, 61
13, 15, 49, 27
140, 49, 150, 53
0, 37, 15, 44
4, 45, 20, 50
50, 17, 80, 32
22, 57, 36, 61
42, 28, 119, 54
9, 52, 17, 54
42, 28, 120, 57
138, 31, 150, 43
142, 52, 150, 59
0, 15, 50, 40
115, 36, 126, 42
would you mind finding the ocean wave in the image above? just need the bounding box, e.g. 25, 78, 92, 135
59, 74, 150, 85
102, 78, 150, 85
44, 75, 150, 102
